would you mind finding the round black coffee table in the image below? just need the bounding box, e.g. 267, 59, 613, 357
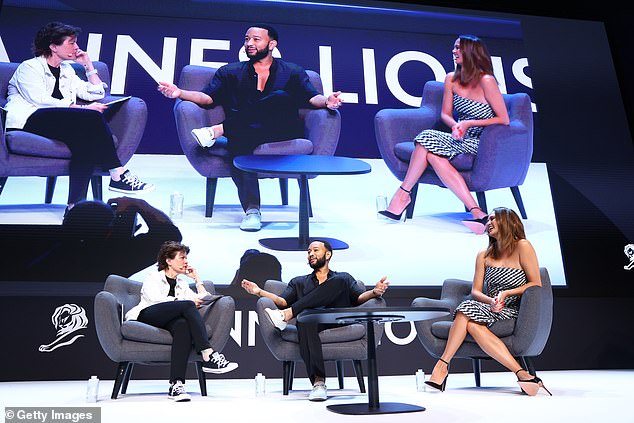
297, 306, 450, 415
233, 155, 371, 251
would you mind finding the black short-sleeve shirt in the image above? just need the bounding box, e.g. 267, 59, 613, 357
280, 270, 365, 306
202, 58, 319, 113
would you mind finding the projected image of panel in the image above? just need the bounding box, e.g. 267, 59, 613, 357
1, 0, 613, 290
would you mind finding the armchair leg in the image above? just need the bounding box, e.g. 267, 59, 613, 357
195, 361, 208, 396
336, 361, 345, 389
406, 184, 419, 219
472, 358, 481, 387
121, 362, 133, 394
353, 360, 366, 393
475, 192, 487, 214
45, 176, 57, 204
0, 177, 7, 196
282, 361, 293, 395
205, 178, 218, 218
90, 176, 102, 201
279, 178, 289, 205
111, 361, 129, 399
289, 361, 295, 390
510, 186, 528, 219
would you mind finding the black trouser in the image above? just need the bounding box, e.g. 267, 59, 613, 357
22, 108, 122, 204
224, 90, 303, 212
293, 277, 357, 384
138, 300, 211, 384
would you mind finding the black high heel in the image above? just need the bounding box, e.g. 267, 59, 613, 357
424, 357, 449, 392
461, 206, 489, 234
378, 186, 411, 222
515, 369, 552, 396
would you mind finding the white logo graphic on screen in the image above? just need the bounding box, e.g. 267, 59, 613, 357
624, 244, 634, 270
39, 304, 88, 353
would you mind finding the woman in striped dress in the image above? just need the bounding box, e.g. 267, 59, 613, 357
425, 207, 551, 396
379, 35, 509, 234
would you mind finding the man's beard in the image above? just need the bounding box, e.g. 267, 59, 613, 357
247, 46, 270, 62
309, 255, 327, 270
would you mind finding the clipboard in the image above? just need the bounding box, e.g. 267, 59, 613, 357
102, 96, 132, 106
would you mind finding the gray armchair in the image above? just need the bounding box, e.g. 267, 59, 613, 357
173, 65, 341, 217
256, 279, 386, 395
412, 267, 553, 387
0, 61, 147, 203
375, 80, 533, 219
94, 274, 235, 399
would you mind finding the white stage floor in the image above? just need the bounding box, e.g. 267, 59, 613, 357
0, 156, 566, 287
1, 370, 630, 422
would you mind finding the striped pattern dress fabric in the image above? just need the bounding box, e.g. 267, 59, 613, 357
453, 267, 527, 326
413, 94, 495, 159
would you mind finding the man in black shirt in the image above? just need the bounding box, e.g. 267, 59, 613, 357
241, 240, 389, 401
158, 24, 343, 231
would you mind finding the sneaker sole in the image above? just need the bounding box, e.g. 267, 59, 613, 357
168, 394, 191, 402
108, 185, 156, 194
264, 308, 287, 330
202, 362, 239, 374
191, 131, 216, 148
239, 226, 261, 232
308, 395, 327, 402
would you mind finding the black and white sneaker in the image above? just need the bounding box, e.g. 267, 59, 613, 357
168, 381, 191, 402
201, 352, 239, 374
108, 170, 155, 194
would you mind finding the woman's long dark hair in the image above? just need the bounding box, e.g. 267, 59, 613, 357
452, 35, 494, 86
485, 207, 526, 259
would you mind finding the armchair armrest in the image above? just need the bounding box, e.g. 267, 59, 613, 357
255, 296, 289, 361
512, 285, 548, 355
106, 97, 147, 165
202, 295, 235, 353
94, 290, 125, 362
302, 108, 341, 156
439, 279, 473, 309
375, 106, 439, 175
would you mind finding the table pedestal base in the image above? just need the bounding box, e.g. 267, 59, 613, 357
258, 237, 349, 251
327, 402, 425, 415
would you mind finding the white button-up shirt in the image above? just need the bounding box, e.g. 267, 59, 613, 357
5, 56, 106, 129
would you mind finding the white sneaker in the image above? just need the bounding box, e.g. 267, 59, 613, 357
168, 381, 191, 402
240, 208, 262, 232
191, 127, 216, 148
308, 382, 327, 401
264, 307, 287, 330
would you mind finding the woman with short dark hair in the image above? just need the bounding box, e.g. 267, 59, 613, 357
5, 21, 153, 210
125, 241, 238, 401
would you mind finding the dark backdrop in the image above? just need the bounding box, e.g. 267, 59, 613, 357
0, 0, 632, 380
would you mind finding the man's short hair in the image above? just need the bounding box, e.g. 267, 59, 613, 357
251, 23, 279, 41
313, 239, 333, 255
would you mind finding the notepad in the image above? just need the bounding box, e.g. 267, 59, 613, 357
102, 96, 132, 106
198, 293, 222, 305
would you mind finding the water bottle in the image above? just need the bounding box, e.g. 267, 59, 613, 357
86, 375, 99, 402
255, 372, 266, 396
169, 192, 184, 219
415, 369, 425, 392
376, 195, 388, 216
